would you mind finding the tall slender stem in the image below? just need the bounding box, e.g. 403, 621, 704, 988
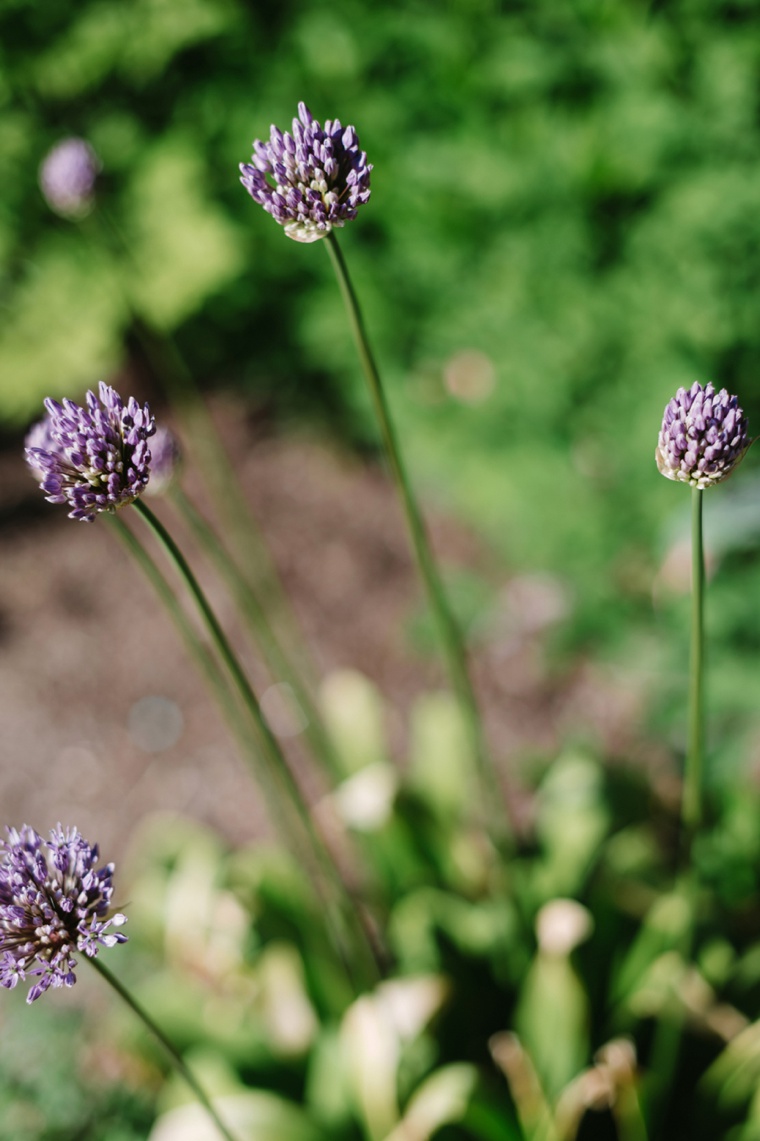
110, 516, 247, 740
130, 500, 379, 990
323, 232, 502, 837
89, 958, 241, 1141
644, 488, 705, 1130
684, 487, 705, 846
132, 502, 309, 810
170, 483, 343, 781
110, 517, 317, 903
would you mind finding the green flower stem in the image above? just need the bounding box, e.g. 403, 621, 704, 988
684, 487, 705, 845
645, 491, 706, 1128
324, 231, 502, 838
132, 501, 304, 805
89, 957, 241, 1141
110, 516, 247, 741
130, 500, 379, 991
110, 516, 329, 937
170, 482, 343, 781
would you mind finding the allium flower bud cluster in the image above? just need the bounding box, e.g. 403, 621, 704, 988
26, 382, 155, 521
0, 825, 127, 1003
38, 138, 101, 218
656, 381, 751, 489
240, 101, 372, 242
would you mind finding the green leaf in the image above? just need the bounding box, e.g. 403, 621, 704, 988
385, 1063, 479, 1141
319, 668, 388, 775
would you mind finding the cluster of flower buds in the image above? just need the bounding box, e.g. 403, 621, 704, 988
240, 102, 372, 243
656, 381, 750, 489
26, 383, 156, 521
0, 825, 126, 1003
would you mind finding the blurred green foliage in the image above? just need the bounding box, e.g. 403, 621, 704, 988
5, 675, 760, 1138
5, 2, 760, 739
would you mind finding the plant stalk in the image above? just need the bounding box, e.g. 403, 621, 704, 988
684, 487, 705, 848
644, 489, 705, 1130
110, 515, 247, 739
90, 957, 241, 1141
130, 499, 379, 990
323, 231, 501, 838
170, 482, 343, 781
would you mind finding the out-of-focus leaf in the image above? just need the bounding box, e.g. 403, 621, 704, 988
702, 1019, 760, 1111
256, 942, 318, 1057
384, 1063, 478, 1141
408, 690, 477, 820
531, 753, 611, 900
126, 140, 245, 331
304, 1027, 354, 1130
513, 953, 590, 1103
612, 891, 690, 1005
389, 887, 520, 974
490, 1032, 557, 1141
339, 976, 448, 1141
149, 1090, 328, 1141
626, 952, 714, 1026
0, 241, 126, 424
320, 668, 388, 775
124, 814, 227, 951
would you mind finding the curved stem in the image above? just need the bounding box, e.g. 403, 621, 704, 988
170, 483, 343, 781
130, 500, 379, 990
110, 517, 317, 903
90, 957, 241, 1141
109, 516, 247, 738
132, 502, 310, 814
323, 232, 503, 841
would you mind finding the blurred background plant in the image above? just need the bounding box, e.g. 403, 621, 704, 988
9, 676, 760, 1139
6, 0, 760, 1137
5, 0, 760, 697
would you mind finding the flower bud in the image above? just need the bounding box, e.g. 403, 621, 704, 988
656, 382, 750, 489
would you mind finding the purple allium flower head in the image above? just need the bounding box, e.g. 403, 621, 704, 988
145, 426, 181, 497
656, 382, 751, 489
0, 824, 127, 1004
240, 102, 372, 243
39, 138, 101, 218
25, 381, 156, 522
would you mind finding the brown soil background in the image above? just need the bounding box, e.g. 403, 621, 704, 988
0, 395, 643, 862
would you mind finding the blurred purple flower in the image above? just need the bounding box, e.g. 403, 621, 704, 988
145, 425, 181, 497
0, 824, 127, 1004
25, 382, 155, 521
39, 138, 101, 218
240, 101, 372, 243
656, 381, 751, 489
